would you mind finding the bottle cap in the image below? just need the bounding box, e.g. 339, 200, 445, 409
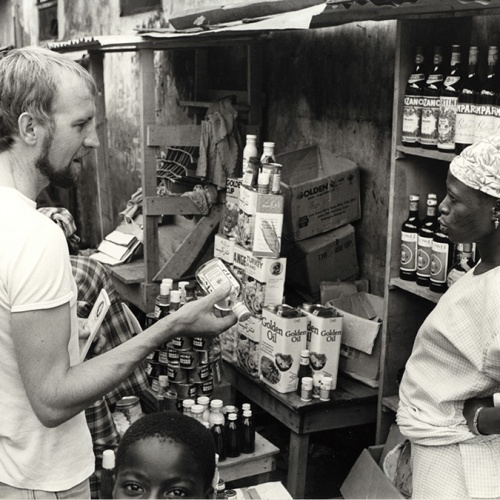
191, 404, 204, 415
301, 377, 313, 390
321, 377, 333, 390
263, 142, 275, 148
301, 349, 310, 357
160, 282, 171, 295
232, 301, 251, 322
197, 396, 210, 405
170, 290, 181, 303
102, 449, 115, 470
243, 410, 252, 417
228, 412, 237, 421
162, 278, 173, 287
183, 399, 195, 408
246, 134, 257, 140
210, 399, 223, 409
158, 375, 169, 388
242, 403, 251, 411
178, 281, 189, 290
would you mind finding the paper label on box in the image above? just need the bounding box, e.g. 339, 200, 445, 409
236, 186, 258, 250
214, 234, 235, 264
242, 256, 286, 317
236, 315, 261, 378
232, 244, 251, 281
306, 313, 342, 388
260, 309, 308, 393
340, 344, 360, 360
220, 177, 241, 239
253, 195, 284, 258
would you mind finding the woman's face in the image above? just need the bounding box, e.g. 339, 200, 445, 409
438, 170, 495, 244
112, 438, 211, 499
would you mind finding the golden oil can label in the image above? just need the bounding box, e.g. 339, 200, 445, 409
401, 232, 418, 272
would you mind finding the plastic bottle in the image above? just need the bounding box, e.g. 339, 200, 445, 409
242, 134, 258, 174
225, 412, 240, 458
169, 290, 181, 313
178, 281, 190, 305
240, 409, 255, 454
191, 404, 205, 424
182, 398, 196, 417
100, 449, 115, 500
154, 279, 171, 319
260, 142, 276, 164
197, 396, 211, 423
210, 401, 226, 461
195, 258, 251, 322
296, 349, 313, 396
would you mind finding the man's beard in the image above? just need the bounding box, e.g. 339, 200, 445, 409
35, 134, 80, 189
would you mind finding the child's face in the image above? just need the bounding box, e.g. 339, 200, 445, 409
112, 438, 211, 499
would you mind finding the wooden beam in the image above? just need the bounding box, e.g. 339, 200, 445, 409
143, 195, 202, 216
147, 124, 201, 147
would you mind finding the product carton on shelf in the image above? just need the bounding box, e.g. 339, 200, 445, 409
214, 234, 235, 265
276, 145, 361, 242
236, 314, 262, 379
327, 292, 383, 388
242, 254, 287, 317
219, 177, 241, 239
260, 306, 308, 393
282, 224, 358, 296
237, 185, 284, 258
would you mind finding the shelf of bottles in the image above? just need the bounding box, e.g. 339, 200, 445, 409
396, 145, 455, 163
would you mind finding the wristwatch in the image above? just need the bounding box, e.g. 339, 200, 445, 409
493, 393, 500, 407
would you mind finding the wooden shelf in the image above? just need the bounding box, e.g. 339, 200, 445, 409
179, 100, 250, 111
382, 395, 399, 414
396, 145, 455, 163
389, 277, 443, 304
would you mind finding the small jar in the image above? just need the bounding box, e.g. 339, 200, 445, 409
115, 396, 143, 424
182, 398, 196, 417
197, 396, 211, 423
190, 404, 205, 423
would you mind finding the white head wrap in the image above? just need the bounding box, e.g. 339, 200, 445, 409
450, 135, 500, 198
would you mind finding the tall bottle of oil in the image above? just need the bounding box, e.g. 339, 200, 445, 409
455, 46, 481, 153
438, 45, 463, 152
416, 194, 439, 287
420, 46, 444, 149
402, 46, 426, 147
475, 46, 499, 142
429, 229, 454, 293
400, 194, 421, 281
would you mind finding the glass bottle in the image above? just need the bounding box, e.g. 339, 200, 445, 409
416, 194, 439, 286
196, 258, 251, 322
185, 282, 197, 303
438, 45, 463, 151
240, 409, 255, 454
260, 142, 276, 164
210, 404, 226, 462
402, 46, 426, 147
430, 229, 454, 293
225, 412, 240, 458
100, 449, 115, 500
455, 46, 481, 153
447, 243, 475, 288
400, 194, 421, 281
242, 156, 260, 190
154, 279, 171, 319
475, 46, 499, 142
420, 46, 444, 149
242, 134, 258, 174
296, 349, 313, 396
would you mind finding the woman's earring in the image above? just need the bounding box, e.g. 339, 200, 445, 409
493, 201, 500, 230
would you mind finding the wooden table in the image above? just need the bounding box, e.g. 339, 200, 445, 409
223, 360, 378, 499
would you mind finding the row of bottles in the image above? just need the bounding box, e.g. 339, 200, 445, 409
400, 193, 476, 292
402, 44, 500, 152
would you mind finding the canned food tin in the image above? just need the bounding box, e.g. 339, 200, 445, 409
145, 312, 157, 328
115, 396, 143, 424
158, 348, 169, 365
179, 350, 198, 370
171, 382, 197, 400
167, 362, 189, 383
189, 363, 212, 383
196, 377, 214, 397
192, 337, 211, 351
167, 347, 181, 364
146, 349, 159, 362
196, 349, 210, 365
171, 336, 193, 350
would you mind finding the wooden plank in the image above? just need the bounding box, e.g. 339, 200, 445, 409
311, 0, 500, 28
287, 432, 309, 499
390, 277, 441, 304
153, 204, 223, 281
108, 260, 145, 285
382, 395, 400, 414
396, 145, 454, 163
143, 195, 202, 216
147, 124, 201, 147
138, 48, 161, 284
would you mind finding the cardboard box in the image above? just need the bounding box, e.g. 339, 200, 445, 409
341, 446, 404, 499
260, 307, 308, 393
282, 224, 358, 296
276, 145, 361, 242
242, 255, 287, 317
237, 186, 284, 258
220, 177, 241, 239
214, 234, 235, 264
328, 292, 383, 388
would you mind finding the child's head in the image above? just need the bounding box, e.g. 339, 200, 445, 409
113, 411, 216, 499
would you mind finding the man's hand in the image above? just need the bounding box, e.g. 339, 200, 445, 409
157, 283, 237, 338
463, 396, 493, 432
78, 318, 106, 357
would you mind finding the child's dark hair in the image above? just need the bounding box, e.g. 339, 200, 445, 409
115, 411, 216, 489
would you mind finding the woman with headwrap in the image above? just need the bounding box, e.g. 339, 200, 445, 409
397, 135, 500, 500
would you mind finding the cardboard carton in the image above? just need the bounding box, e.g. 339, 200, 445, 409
277, 146, 361, 242
219, 177, 241, 239
282, 224, 358, 296
328, 292, 383, 388
214, 234, 235, 264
